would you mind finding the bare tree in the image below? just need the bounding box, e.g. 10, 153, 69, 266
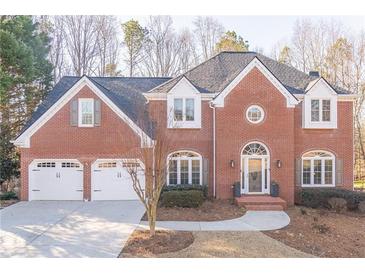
193, 16, 224, 61
139, 16, 182, 77
122, 108, 175, 237
96, 16, 120, 76
62, 15, 101, 76
176, 28, 199, 74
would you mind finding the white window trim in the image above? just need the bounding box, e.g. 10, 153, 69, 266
78, 98, 94, 127
173, 97, 195, 122
167, 151, 203, 186
246, 105, 265, 124
310, 99, 331, 123
301, 151, 335, 187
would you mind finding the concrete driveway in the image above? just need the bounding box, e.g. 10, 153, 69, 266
0, 201, 145, 258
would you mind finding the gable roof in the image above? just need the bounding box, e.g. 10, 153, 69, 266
17, 76, 171, 138
147, 51, 350, 95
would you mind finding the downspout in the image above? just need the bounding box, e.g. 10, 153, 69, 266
209, 101, 216, 198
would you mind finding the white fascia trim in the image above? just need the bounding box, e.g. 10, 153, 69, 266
305, 78, 337, 95
296, 94, 357, 101
13, 76, 153, 148
144, 93, 215, 101
212, 57, 299, 108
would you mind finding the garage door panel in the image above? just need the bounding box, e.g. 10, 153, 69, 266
92, 160, 145, 201
29, 160, 83, 201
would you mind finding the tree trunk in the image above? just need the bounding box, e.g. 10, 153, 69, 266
147, 203, 157, 237
356, 116, 365, 161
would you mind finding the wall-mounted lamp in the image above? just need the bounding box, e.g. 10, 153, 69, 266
276, 160, 282, 168
230, 160, 235, 168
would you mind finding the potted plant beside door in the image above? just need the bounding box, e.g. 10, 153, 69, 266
270, 181, 279, 197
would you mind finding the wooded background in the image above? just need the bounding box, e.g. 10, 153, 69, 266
0, 15, 364, 185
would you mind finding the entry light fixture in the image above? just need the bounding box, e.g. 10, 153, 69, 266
230, 160, 235, 168
276, 160, 282, 168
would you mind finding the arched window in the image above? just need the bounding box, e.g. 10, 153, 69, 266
242, 142, 268, 155
302, 150, 335, 186
167, 151, 202, 185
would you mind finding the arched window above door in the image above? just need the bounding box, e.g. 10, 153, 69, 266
242, 142, 268, 156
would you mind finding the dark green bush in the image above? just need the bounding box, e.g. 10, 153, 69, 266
0, 191, 17, 200
160, 190, 204, 208
162, 184, 208, 198
299, 188, 365, 210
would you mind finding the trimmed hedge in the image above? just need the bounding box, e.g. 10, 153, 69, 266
0, 191, 17, 200
299, 188, 365, 210
160, 190, 204, 208
162, 184, 208, 198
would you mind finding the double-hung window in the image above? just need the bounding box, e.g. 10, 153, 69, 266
311, 99, 331, 122
173, 98, 195, 122
302, 151, 335, 186
79, 98, 94, 127
167, 151, 202, 185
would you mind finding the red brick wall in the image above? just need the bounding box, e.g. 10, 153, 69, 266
294, 101, 354, 193
148, 100, 214, 195
19, 73, 354, 204
20, 85, 142, 200
214, 67, 295, 204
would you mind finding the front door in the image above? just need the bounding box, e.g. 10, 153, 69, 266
241, 156, 269, 194
248, 158, 262, 193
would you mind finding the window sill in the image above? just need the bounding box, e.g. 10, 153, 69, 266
301, 184, 335, 187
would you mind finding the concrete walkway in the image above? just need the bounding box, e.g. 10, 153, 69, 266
139, 211, 290, 231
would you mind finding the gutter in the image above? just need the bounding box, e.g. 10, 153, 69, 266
209, 101, 216, 198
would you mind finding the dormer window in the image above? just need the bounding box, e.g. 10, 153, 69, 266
303, 78, 337, 129
311, 99, 331, 122
78, 98, 94, 127
173, 98, 195, 122
167, 77, 201, 129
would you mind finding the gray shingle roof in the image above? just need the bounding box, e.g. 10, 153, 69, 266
18, 76, 171, 138
148, 51, 350, 95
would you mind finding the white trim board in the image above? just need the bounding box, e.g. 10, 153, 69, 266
213, 57, 299, 108
12, 76, 153, 148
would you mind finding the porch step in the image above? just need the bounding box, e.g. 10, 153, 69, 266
235, 195, 287, 211
243, 204, 285, 211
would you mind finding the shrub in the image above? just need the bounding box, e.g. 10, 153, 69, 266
358, 201, 365, 213
328, 197, 347, 212
162, 184, 208, 198
160, 190, 204, 208
299, 188, 365, 210
0, 191, 17, 200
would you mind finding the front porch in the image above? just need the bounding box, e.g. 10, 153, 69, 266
235, 195, 288, 211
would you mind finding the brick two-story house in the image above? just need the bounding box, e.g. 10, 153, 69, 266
13, 52, 356, 207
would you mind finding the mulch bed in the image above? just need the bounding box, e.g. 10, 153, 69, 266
120, 230, 194, 257
264, 206, 365, 257
0, 199, 18, 209
142, 199, 246, 221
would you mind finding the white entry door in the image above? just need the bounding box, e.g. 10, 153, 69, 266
241, 157, 270, 194
91, 160, 145, 200
29, 160, 83, 200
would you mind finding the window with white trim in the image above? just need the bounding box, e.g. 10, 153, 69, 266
302, 151, 335, 187
78, 98, 94, 127
246, 105, 264, 124
173, 98, 195, 122
167, 151, 202, 185
311, 99, 331, 122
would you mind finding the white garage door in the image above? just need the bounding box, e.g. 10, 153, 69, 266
91, 160, 145, 200
29, 160, 83, 200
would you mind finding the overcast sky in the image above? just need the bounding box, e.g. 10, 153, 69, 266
119, 15, 365, 55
